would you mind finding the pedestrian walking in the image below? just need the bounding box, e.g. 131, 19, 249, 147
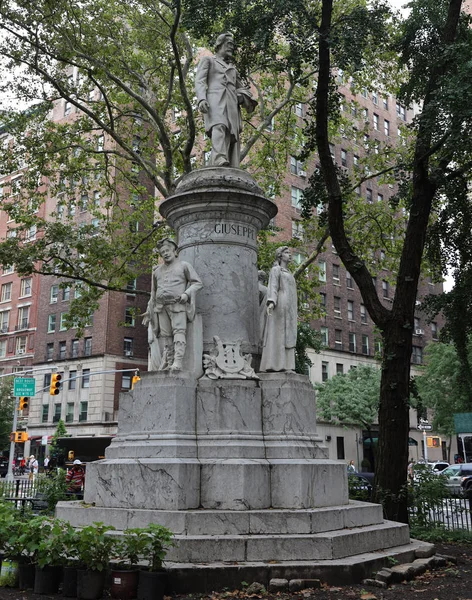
347, 460, 356, 473
28, 455, 39, 481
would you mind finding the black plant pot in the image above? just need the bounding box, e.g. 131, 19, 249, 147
62, 565, 79, 597
111, 569, 139, 600
18, 563, 35, 590
77, 569, 106, 600
137, 570, 167, 600
34, 565, 63, 594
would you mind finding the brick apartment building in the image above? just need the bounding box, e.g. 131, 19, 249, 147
0, 66, 452, 465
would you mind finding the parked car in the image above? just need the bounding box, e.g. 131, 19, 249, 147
348, 473, 373, 500
440, 463, 472, 494
431, 461, 449, 473
0, 456, 8, 477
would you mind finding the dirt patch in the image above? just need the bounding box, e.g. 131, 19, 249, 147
0, 543, 470, 600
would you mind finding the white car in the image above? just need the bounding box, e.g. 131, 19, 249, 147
440, 463, 472, 494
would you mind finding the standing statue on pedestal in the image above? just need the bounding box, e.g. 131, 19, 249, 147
142, 238, 203, 372
260, 246, 298, 373
195, 32, 257, 167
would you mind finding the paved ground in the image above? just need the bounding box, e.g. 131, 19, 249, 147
0, 543, 469, 600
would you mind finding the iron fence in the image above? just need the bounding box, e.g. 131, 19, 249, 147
409, 492, 472, 532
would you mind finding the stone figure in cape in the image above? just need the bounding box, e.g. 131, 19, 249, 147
260, 246, 297, 372
195, 32, 257, 167
142, 238, 203, 372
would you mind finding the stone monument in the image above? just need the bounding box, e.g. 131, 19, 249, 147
57, 33, 430, 592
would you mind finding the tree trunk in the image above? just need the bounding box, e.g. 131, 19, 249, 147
374, 321, 413, 523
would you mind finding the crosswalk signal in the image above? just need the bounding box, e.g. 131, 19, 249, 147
19, 397, 29, 411
131, 370, 141, 390
11, 432, 28, 442
68, 450, 75, 461
49, 373, 62, 395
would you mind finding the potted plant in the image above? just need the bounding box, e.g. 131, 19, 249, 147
75, 522, 117, 600
34, 518, 70, 594
61, 524, 81, 597
136, 524, 174, 600
110, 529, 150, 600
0, 502, 19, 588
3, 514, 39, 590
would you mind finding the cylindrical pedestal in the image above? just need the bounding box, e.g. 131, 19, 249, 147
160, 168, 277, 354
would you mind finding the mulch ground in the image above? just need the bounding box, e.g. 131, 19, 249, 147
0, 543, 470, 600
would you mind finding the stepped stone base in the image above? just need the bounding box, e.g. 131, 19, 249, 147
56, 500, 421, 592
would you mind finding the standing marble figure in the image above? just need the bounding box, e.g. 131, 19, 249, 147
142, 238, 203, 372
260, 246, 298, 372
195, 32, 257, 167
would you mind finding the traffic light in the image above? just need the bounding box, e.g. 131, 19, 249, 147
10, 432, 28, 443
19, 397, 29, 411
131, 370, 141, 390
427, 436, 441, 447
49, 373, 62, 395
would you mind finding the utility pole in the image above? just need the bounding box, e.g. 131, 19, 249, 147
5, 396, 19, 482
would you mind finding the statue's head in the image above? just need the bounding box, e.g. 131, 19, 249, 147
157, 237, 179, 259
258, 269, 267, 283
215, 32, 235, 59
274, 245, 291, 265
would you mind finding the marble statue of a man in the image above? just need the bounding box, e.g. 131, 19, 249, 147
142, 238, 203, 371
195, 32, 257, 167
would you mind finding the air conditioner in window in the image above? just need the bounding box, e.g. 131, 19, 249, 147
51, 298, 58, 303
124, 350, 133, 357
415, 328, 424, 335
17, 349, 25, 354
298, 169, 307, 178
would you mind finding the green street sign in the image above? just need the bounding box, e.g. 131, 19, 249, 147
13, 377, 36, 397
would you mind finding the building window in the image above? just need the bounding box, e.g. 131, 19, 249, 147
291, 186, 303, 209
366, 188, 373, 203
291, 220, 304, 240
431, 322, 438, 340
362, 335, 369, 355
59, 341, 67, 360
69, 370, 77, 390
412, 346, 423, 365
294, 102, 304, 117
84, 337, 92, 356
1, 283, 12, 302
349, 332, 356, 353
290, 156, 305, 176
373, 114, 379, 130
360, 304, 367, 324
320, 326, 328, 346
66, 403, 74, 423
336, 363, 344, 375
62, 286, 71, 302
320, 293, 326, 310
53, 403, 62, 423
124, 307, 135, 326
127, 279, 137, 295
347, 301, 354, 321
70, 339, 79, 358
375, 338, 382, 355
332, 264, 340, 284
82, 369, 90, 388
321, 361, 329, 382
46, 343, 54, 361
0, 310, 9, 333
59, 312, 68, 331
17, 306, 29, 330
64, 101, 72, 116
382, 280, 389, 298
43, 373, 51, 389
396, 103, 406, 120
122, 372, 132, 390
79, 401, 88, 421
20, 278, 32, 297
377, 193, 383, 203
16, 336, 27, 354
124, 337, 134, 357
329, 143, 335, 159
335, 329, 343, 350
333, 296, 341, 317
336, 436, 345, 460
42, 405, 49, 423
345, 272, 353, 289
47, 314, 56, 333
383, 97, 389, 110
50, 285, 59, 303
372, 90, 378, 105
384, 119, 390, 136
318, 261, 327, 282
0, 340, 6, 357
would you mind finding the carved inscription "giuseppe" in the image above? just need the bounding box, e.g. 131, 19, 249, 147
214, 223, 256, 240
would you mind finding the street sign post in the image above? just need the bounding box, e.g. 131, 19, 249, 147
13, 377, 36, 397
417, 421, 432, 462
417, 423, 432, 431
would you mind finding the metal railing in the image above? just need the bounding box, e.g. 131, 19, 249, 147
409, 492, 472, 532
